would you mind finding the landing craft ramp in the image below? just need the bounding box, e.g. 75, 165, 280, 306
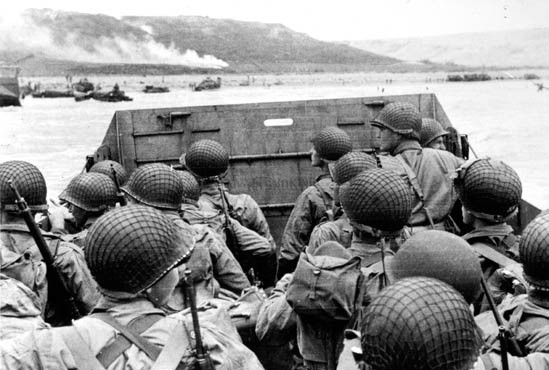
89, 93, 540, 242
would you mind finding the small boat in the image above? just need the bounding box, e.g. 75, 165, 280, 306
193, 77, 222, 91
0, 65, 21, 107
72, 79, 95, 93
143, 85, 170, 93
74, 85, 133, 102
32, 90, 74, 98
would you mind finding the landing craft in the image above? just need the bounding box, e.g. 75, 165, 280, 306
85, 93, 541, 243
0, 65, 21, 107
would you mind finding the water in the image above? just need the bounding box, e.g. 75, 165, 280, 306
1, 71, 549, 209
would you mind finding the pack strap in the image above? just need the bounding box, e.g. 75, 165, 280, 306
92, 312, 162, 366
395, 155, 436, 228
471, 242, 517, 268
57, 325, 107, 370
150, 320, 192, 370
314, 182, 334, 222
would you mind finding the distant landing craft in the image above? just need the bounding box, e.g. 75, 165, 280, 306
533, 82, 548, 92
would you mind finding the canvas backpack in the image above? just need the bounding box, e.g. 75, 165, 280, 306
286, 250, 364, 322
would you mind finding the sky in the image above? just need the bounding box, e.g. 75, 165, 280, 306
3, 0, 549, 41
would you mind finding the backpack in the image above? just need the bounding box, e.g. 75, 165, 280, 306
286, 250, 364, 323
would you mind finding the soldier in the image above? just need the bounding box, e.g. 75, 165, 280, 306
120, 163, 250, 307
455, 158, 523, 312
419, 118, 448, 150
309, 151, 379, 251
176, 169, 275, 288
474, 213, 549, 369
49, 172, 118, 248
279, 126, 353, 276
0, 160, 100, 326
360, 277, 483, 370
183, 140, 275, 247
88, 159, 129, 186
371, 102, 463, 235
339, 168, 413, 268
0, 206, 265, 369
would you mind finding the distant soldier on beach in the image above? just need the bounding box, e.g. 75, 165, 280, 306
279, 127, 352, 276
0, 160, 100, 326
371, 102, 463, 235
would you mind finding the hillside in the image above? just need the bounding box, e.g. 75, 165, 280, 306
2, 9, 406, 75
347, 28, 549, 68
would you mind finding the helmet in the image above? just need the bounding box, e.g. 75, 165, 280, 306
519, 213, 549, 290
340, 168, 412, 232
121, 163, 183, 210
177, 170, 201, 203
311, 127, 352, 161
85, 205, 191, 293
0, 161, 47, 212
420, 118, 448, 147
371, 102, 422, 140
389, 230, 482, 304
361, 277, 482, 370
59, 173, 117, 212
332, 151, 378, 185
455, 158, 522, 222
89, 160, 128, 186
185, 140, 229, 178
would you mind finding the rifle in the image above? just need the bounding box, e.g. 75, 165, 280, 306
184, 270, 215, 370
216, 179, 239, 260
111, 164, 127, 206
8, 180, 82, 323
479, 275, 523, 368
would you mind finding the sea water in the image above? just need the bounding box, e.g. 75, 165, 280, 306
1, 72, 548, 210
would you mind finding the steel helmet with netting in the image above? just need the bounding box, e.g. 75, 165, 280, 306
420, 118, 448, 147
371, 102, 422, 140
121, 163, 184, 210
85, 205, 192, 293
89, 160, 129, 186
59, 172, 117, 212
311, 127, 353, 161
0, 161, 47, 212
185, 140, 229, 178
361, 277, 483, 370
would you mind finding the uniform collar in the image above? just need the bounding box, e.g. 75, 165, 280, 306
392, 139, 422, 155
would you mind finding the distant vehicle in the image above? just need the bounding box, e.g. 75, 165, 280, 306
32, 90, 74, 98
72, 78, 95, 93
193, 77, 222, 91
143, 85, 170, 93
75, 84, 132, 102
0, 65, 21, 107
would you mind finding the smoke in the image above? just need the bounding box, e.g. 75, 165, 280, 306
0, 10, 228, 69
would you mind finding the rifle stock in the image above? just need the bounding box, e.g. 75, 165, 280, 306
8, 180, 82, 323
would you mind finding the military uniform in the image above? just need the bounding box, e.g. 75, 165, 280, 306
309, 213, 353, 252
0, 206, 263, 370
199, 182, 275, 247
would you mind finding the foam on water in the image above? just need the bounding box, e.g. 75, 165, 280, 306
1, 73, 548, 210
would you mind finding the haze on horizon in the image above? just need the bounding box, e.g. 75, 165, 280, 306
3, 0, 549, 41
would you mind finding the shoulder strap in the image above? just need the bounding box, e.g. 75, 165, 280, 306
150, 320, 191, 370
57, 326, 107, 370
395, 155, 424, 200
470, 242, 517, 268
92, 312, 163, 366
314, 182, 334, 221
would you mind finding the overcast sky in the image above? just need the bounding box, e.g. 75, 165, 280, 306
4, 0, 549, 40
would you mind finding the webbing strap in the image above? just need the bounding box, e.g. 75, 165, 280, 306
314, 182, 334, 222
150, 320, 191, 370
471, 242, 517, 268
57, 326, 106, 370
92, 312, 162, 366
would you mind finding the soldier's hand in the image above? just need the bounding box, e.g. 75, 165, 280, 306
492, 264, 527, 296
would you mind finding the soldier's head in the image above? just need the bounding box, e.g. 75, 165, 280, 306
454, 158, 522, 224
340, 168, 412, 236
332, 151, 378, 186
387, 230, 482, 304
361, 277, 482, 370
85, 205, 192, 305
420, 118, 448, 150
59, 172, 118, 228
0, 160, 47, 217
519, 213, 549, 297
371, 102, 422, 153
121, 163, 184, 211
176, 170, 201, 206
310, 127, 352, 168
89, 160, 128, 186
185, 139, 229, 180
